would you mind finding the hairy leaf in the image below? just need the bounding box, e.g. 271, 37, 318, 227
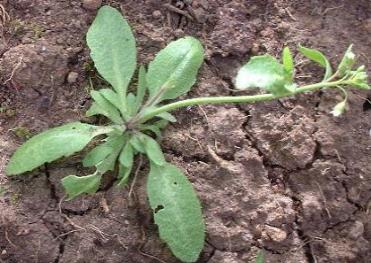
87, 6, 136, 97
126, 93, 137, 116
82, 141, 112, 168
129, 134, 145, 153
155, 112, 177, 122
139, 124, 162, 138
146, 37, 204, 102
99, 89, 122, 111
117, 163, 133, 187
87, 90, 123, 124
235, 55, 292, 96
62, 174, 102, 200
83, 134, 125, 167
282, 47, 294, 80
298, 45, 332, 80
95, 136, 126, 173
140, 134, 165, 166
338, 44, 355, 77
136, 65, 147, 111
147, 162, 205, 262
6, 123, 106, 175
331, 100, 347, 117
256, 250, 265, 263
119, 142, 134, 168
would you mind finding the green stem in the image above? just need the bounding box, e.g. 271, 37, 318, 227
136, 80, 345, 124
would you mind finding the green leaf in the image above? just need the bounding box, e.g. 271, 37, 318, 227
331, 100, 347, 117
135, 65, 147, 111
119, 142, 134, 168
152, 119, 170, 129
62, 174, 102, 200
130, 134, 145, 153
156, 112, 177, 122
99, 89, 122, 111
87, 90, 123, 124
117, 163, 132, 187
146, 37, 204, 102
140, 134, 165, 166
338, 44, 355, 77
126, 92, 137, 116
348, 66, 370, 90
139, 124, 162, 138
235, 55, 292, 96
83, 134, 125, 168
87, 6, 136, 96
298, 45, 332, 80
85, 102, 105, 117
255, 250, 265, 263
282, 47, 294, 80
6, 122, 105, 175
147, 162, 205, 262
82, 141, 112, 168
95, 136, 126, 173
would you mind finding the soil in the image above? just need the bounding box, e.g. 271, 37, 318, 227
0, 0, 371, 262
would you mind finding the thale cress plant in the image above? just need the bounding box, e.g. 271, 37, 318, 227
6, 6, 370, 263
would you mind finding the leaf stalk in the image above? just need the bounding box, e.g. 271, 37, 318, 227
136, 79, 346, 124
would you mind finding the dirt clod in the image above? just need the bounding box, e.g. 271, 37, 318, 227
82, 0, 102, 11
67, 71, 79, 84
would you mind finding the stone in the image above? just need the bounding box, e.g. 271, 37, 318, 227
67, 71, 79, 84
262, 225, 288, 242
82, 0, 102, 11
152, 10, 162, 19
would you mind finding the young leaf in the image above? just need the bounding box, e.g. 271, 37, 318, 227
135, 65, 147, 112
117, 163, 133, 187
95, 136, 126, 173
146, 37, 204, 102
87, 90, 123, 124
130, 134, 145, 153
331, 100, 347, 117
256, 250, 265, 263
139, 124, 162, 138
235, 55, 292, 96
6, 123, 106, 175
62, 174, 102, 200
282, 47, 294, 80
348, 66, 370, 90
87, 6, 136, 97
82, 141, 112, 168
140, 134, 165, 166
83, 134, 125, 167
298, 45, 332, 80
99, 89, 123, 111
126, 93, 137, 116
152, 119, 170, 129
119, 142, 134, 168
147, 162, 205, 262
338, 44, 355, 77
155, 112, 177, 122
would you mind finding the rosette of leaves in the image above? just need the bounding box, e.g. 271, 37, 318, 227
7, 6, 204, 263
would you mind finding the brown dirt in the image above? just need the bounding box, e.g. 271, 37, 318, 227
1, 0, 371, 262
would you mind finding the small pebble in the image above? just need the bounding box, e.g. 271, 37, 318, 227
348, 221, 364, 240
82, 0, 102, 11
152, 10, 162, 19
262, 225, 287, 242
67, 72, 79, 84
363, 18, 371, 34
173, 29, 185, 38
